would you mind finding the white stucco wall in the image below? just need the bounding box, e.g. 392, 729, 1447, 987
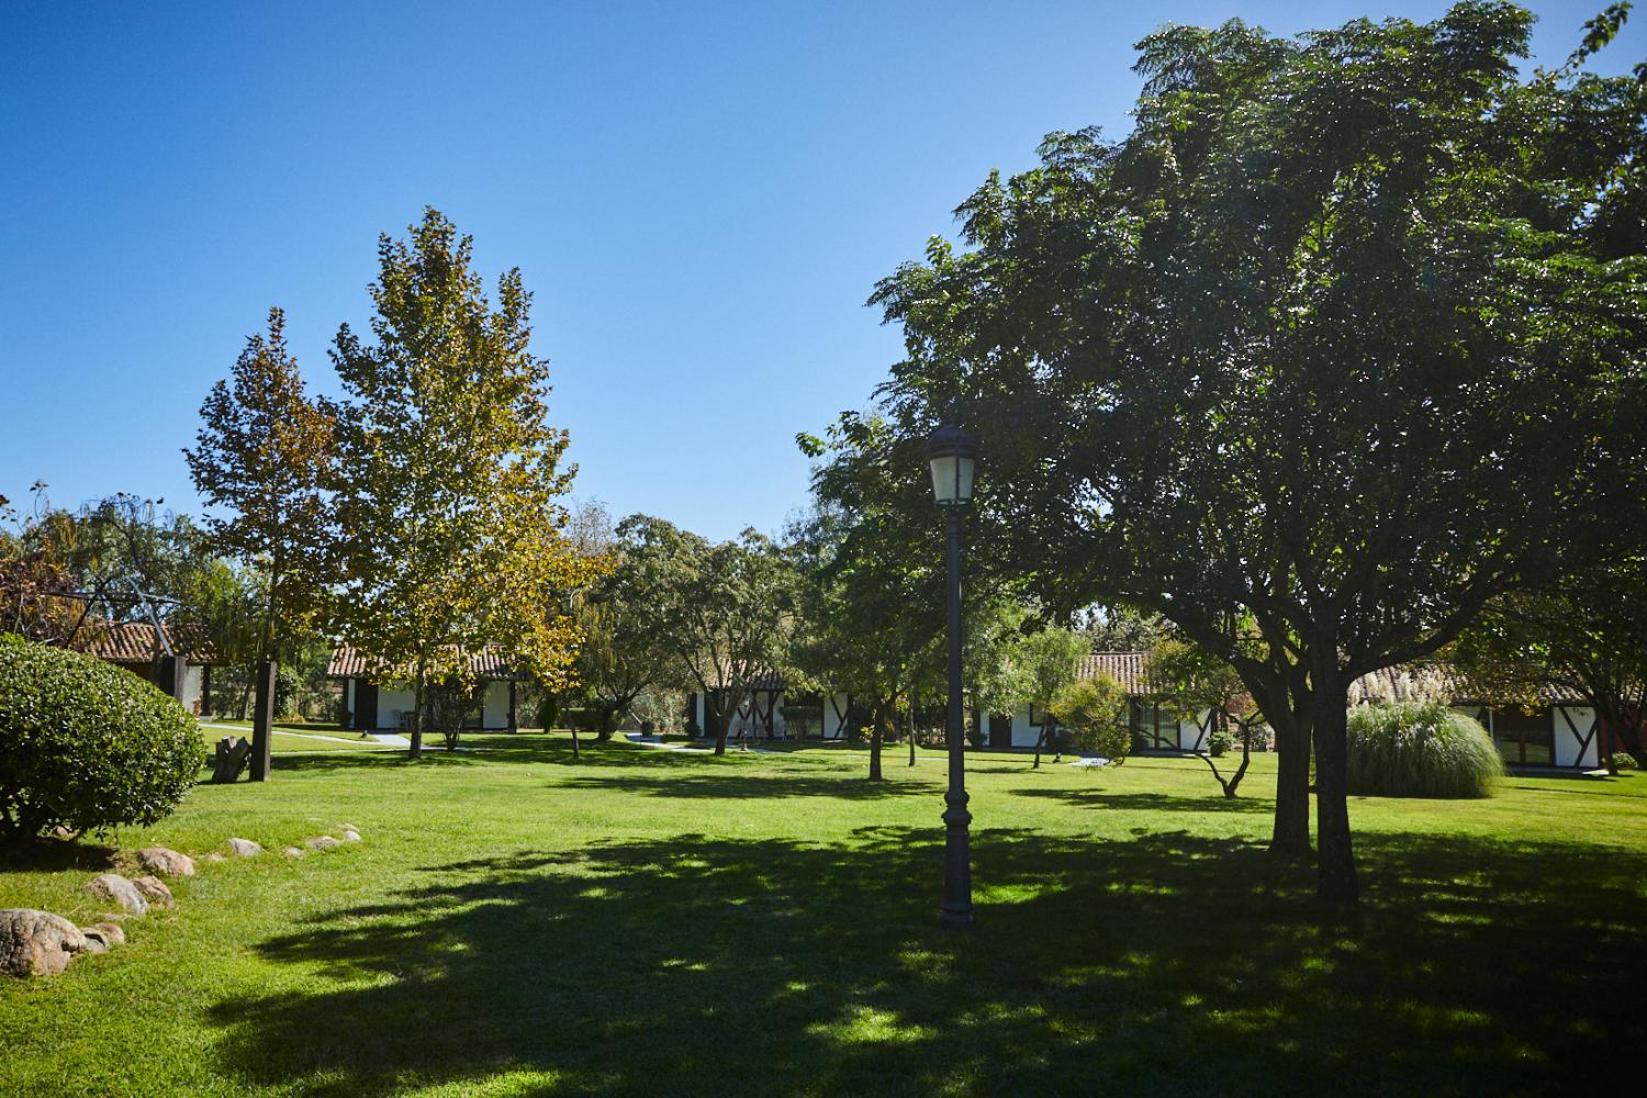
1553, 705, 1599, 768
822, 693, 851, 739
482, 680, 511, 729
180, 664, 206, 715
378, 688, 415, 730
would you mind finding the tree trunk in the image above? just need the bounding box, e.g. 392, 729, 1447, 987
907, 702, 916, 767
250, 659, 276, 783
570, 722, 581, 760
1312, 689, 1359, 903
597, 705, 616, 742
711, 701, 730, 756
409, 670, 425, 760
1269, 708, 1312, 858
1031, 725, 1045, 769
868, 699, 886, 781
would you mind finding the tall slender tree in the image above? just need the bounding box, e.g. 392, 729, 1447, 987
185, 307, 334, 774
328, 208, 585, 759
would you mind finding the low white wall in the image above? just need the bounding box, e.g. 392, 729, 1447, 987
822, 693, 851, 738
482, 680, 511, 729
1554, 706, 1599, 768
378, 688, 415, 730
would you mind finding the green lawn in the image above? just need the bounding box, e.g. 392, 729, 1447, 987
2, 736, 1644, 1096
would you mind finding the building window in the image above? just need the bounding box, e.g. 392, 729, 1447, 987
1130, 700, 1179, 750
1490, 706, 1553, 766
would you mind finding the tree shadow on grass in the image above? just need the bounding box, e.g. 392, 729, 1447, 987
260, 739, 801, 777
554, 772, 931, 800
207, 826, 1644, 1096
1010, 788, 1273, 814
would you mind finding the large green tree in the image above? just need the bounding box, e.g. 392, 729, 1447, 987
570, 505, 676, 746
793, 414, 950, 779
615, 515, 794, 756
329, 208, 585, 759
869, 4, 1647, 900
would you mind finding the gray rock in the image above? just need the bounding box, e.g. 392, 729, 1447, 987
338, 823, 360, 835
131, 875, 174, 908
91, 922, 125, 945
227, 838, 263, 857
87, 874, 148, 916
205, 852, 226, 863
306, 835, 340, 852
1, 909, 87, 977
80, 928, 111, 954
282, 846, 305, 858
340, 829, 362, 843
136, 846, 195, 877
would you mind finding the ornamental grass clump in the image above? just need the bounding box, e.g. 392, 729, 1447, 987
1345, 701, 1504, 799
0, 633, 205, 842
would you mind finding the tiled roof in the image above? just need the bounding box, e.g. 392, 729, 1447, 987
74, 621, 218, 664
1079, 652, 1152, 694
1348, 663, 1459, 705
327, 643, 521, 680
1084, 652, 1477, 705
699, 664, 785, 692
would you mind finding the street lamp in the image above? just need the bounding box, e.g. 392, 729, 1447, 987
927, 423, 978, 929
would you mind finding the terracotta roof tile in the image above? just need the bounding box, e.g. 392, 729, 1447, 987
327, 644, 521, 680
74, 621, 217, 664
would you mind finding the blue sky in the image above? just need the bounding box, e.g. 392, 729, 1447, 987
2, 1, 1639, 540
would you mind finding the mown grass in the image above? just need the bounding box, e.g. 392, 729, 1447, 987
2, 735, 1644, 1096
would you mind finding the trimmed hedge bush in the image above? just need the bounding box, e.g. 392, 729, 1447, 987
0, 633, 204, 842
1346, 701, 1504, 799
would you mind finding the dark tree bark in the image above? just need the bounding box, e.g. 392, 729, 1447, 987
1311, 685, 1359, 902
709, 698, 733, 756
409, 669, 425, 760
907, 701, 916, 767
1194, 717, 1254, 798
249, 659, 275, 782
868, 697, 889, 781
1269, 710, 1313, 858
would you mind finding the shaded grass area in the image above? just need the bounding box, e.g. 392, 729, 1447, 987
1, 736, 1644, 1096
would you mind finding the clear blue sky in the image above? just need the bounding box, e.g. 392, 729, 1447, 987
2, 2, 1637, 541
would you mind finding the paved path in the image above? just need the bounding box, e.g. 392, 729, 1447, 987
200, 722, 408, 747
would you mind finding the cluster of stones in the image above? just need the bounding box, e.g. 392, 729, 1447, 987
2, 826, 362, 979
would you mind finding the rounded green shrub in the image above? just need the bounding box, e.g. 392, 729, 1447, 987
0, 633, 205, 842
1345, 701, 1504, 799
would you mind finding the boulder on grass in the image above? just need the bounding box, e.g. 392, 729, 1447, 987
340, 829, 362, 843
306, 836, 340, 852
87, 874, 148, 916
281, 846, 304, 858
91, 922, 125, 945
80, 928, 112, 954
1, 909, 87, 977
227, 838, 263, 857
136, 846, 195, 878
131, 876, 174, 908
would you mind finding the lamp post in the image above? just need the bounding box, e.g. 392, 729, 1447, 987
927, 423, 979, 929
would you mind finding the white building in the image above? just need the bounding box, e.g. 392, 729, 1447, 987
77, 620, 217, 715
327, 645, 521, 732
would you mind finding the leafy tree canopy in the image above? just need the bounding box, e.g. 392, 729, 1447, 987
867, 2, 1647, 900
